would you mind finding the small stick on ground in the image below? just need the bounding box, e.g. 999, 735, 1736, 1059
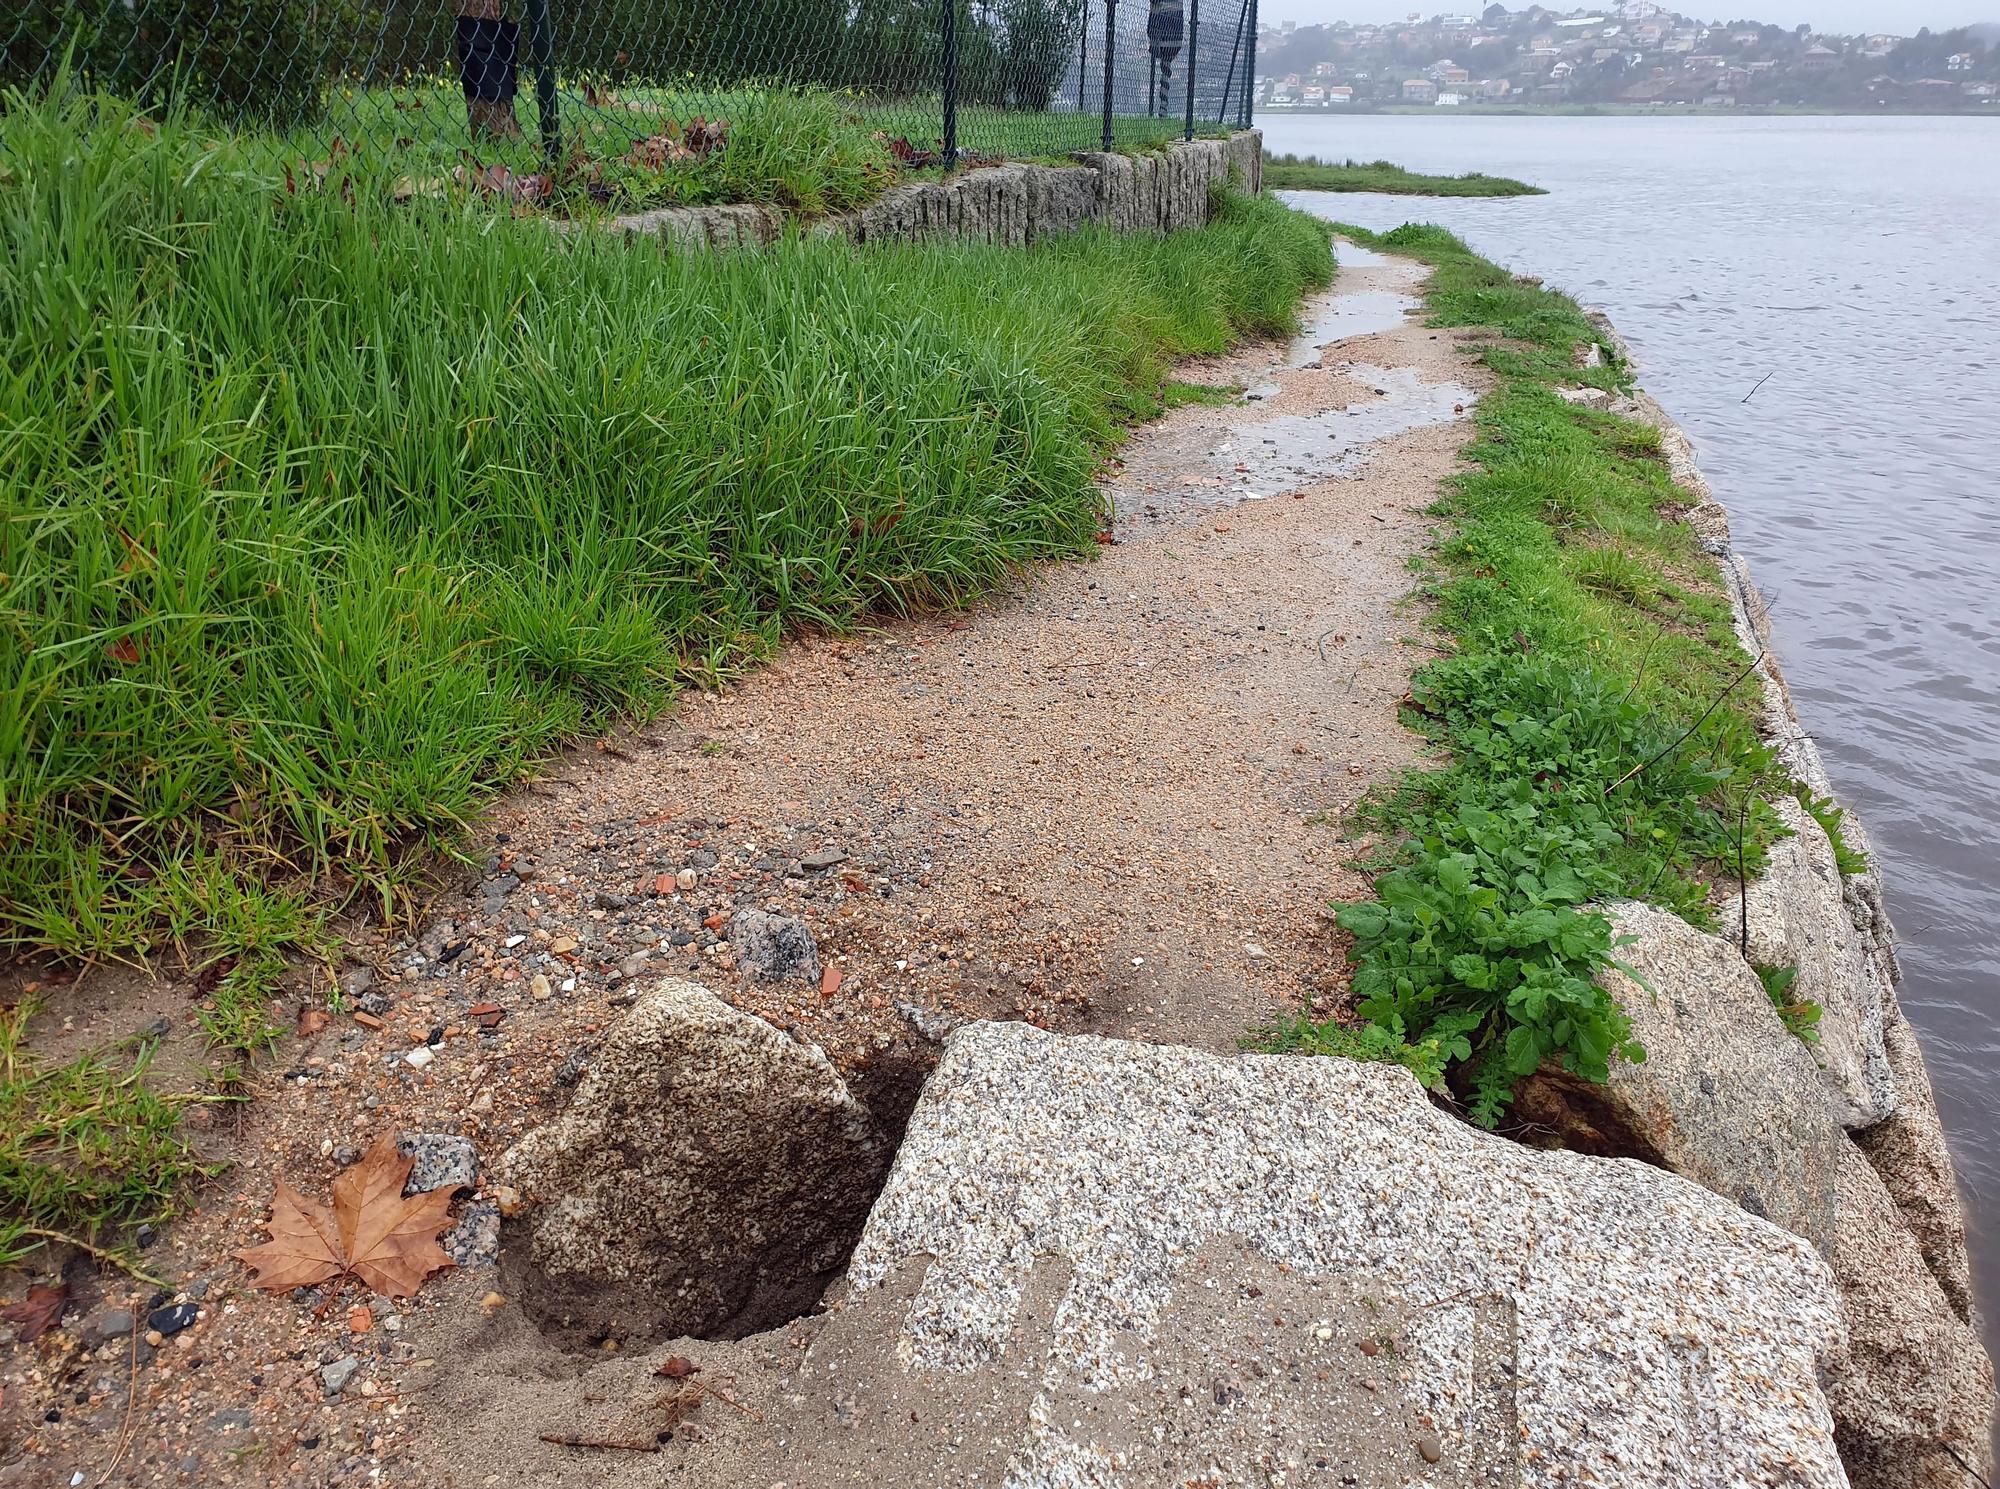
539, 1432, 662, 1453
92, 1322, 141, 1487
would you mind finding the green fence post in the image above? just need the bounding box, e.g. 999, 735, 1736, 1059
522, 0, 560, 167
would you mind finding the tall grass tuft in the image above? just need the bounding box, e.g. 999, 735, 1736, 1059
0, 84, 1332, 998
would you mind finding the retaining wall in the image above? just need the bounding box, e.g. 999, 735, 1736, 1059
597, 130, 1263, 251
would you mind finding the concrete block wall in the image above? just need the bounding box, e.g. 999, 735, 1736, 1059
596, 131, 1263, 252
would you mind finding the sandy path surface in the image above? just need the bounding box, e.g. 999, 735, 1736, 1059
0, 246, 1491, 1489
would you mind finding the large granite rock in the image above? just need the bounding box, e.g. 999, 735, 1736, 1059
831, 1021, 1850, 1488
1517, 903, 1994, 1489
497, 979, 889, 1343
1856, 1007, 1976, 1320
1731, 794, 1897, 1127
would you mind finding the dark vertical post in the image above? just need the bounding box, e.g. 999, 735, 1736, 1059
1182, 0, 1198, 138
1240, 0, 1255, 126
522, 0, 560, 167
1147, 52, 1155, 115
941, 0, 959, 168
1099, 0, 1116, 149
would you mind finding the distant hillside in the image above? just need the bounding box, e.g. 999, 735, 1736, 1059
1252, 6, 1998, 112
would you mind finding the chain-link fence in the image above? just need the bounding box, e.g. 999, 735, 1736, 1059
5, 0, 1256, 203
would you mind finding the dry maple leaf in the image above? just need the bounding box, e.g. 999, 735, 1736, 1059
235, 1132, 456, 1297
1, 1283, 69, 1342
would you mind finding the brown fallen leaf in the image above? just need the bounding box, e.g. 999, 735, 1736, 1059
234, 1131, 456, 1297
1, 1284, 69, 1342
298, 1008, 331, 1037
656, 1356, 700, 1379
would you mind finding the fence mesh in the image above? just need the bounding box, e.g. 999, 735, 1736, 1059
4, 0, 1255, 210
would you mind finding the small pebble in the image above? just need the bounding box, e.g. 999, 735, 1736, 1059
1415, 1434, 1444, 1465
147, 1303, 198, 1338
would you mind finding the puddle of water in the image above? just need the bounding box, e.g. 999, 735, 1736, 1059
1333, 239, 1396, 270
1115, 362, 1475, 527
1220, 366, 1474, 497
1285, 291, 1419, 369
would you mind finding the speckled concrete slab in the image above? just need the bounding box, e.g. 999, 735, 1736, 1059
843, 1022, 1850, 1489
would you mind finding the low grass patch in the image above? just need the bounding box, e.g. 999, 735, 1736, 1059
1261, 222, 1812, 1124
0, 1002, 218, 1272
0, 83, 1329, 1257
1261, 155, 1544, 197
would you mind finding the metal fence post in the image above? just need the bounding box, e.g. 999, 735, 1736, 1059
522, 0, 560, 168
941, 0, 958, 168
1183, 0, 1199, 139
1100, 0, 1116, 149
1240, 0, 1256, 127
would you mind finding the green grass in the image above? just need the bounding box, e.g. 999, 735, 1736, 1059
255, 79, 1204, 216
1261, 155, 1544, 197
0, 1002, 217, 1273
0, 84, 1329, 1259
1753, 962, 1822, 1043
1262, 222, 1797, 1125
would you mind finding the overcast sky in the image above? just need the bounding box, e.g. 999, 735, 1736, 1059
1256, 2, 1995, 30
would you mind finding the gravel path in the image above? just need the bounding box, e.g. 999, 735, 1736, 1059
0, 249, 1492, 1488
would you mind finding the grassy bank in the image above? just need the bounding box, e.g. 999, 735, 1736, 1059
1267, 224, 1804, 1125
0, 85, 1330, 1261
286, 85, 1212, 215
1262, 155, 1544, 197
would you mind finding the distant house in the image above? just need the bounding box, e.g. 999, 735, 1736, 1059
1550, 59, 1575, 80
1479, 77, 1511, 98
1687, 54, 1726, 69
1861, 34, 1899, 57
1801, 45, 1840, 73
1401, 77, 1439, 102
1914, 77, 1958, 98
1327, 85, 1354, 104
1963, 81, 1998, 99
1435, 91, 1465, 106
1946, 52, 1973, 72
1302, 86, 1326, 104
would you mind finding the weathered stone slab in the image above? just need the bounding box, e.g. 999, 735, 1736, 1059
497, 979, 888, 1343
1731, 794, 1896, 1127
599, 132, 1262, 250
1518, 902, 1993, 1489
840, 1021, 1848, 1488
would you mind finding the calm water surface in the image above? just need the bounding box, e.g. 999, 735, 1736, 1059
1268, 112, 2000, 1339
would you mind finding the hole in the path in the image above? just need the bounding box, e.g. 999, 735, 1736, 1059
500, 1034, 935, 1353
